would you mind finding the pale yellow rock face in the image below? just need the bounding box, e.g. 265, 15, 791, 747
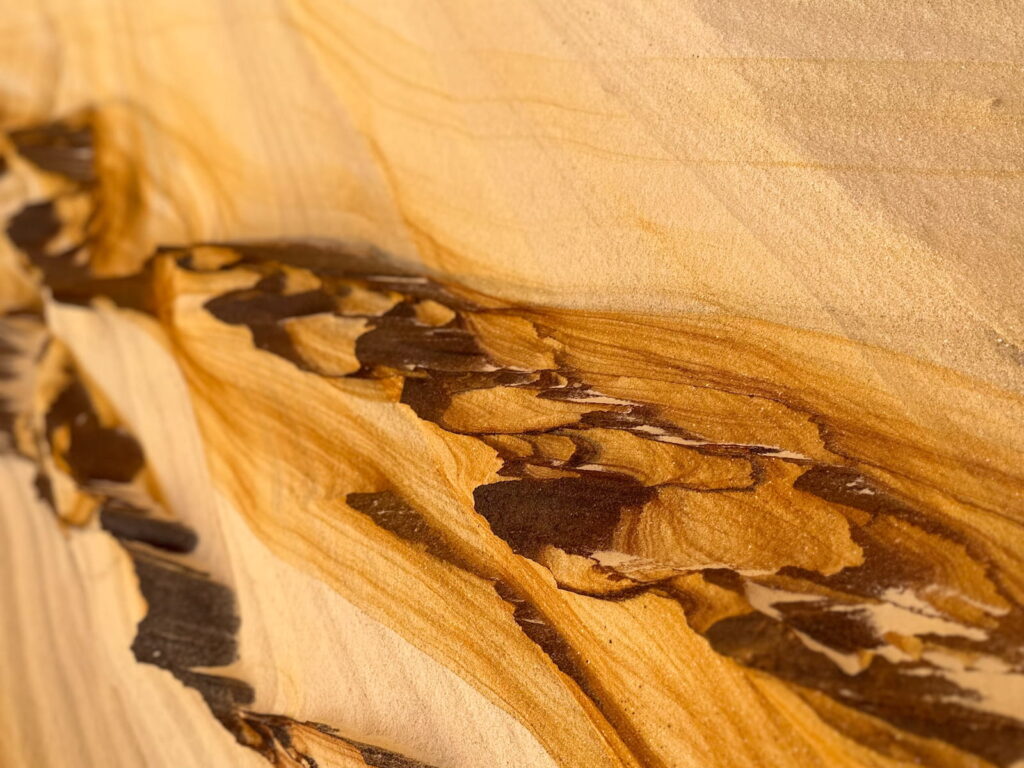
0, 3, 1022, 768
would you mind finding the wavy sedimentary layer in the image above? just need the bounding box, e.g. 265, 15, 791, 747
1, 114, 1022, 768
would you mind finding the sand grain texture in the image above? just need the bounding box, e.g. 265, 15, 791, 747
0, 3, 1022, 767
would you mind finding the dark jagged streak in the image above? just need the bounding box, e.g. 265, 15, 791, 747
45, 378, 145, 484
100, 499, 198, 553
116, 529, 257, 735
473, 476, 655, 558
241, 713, 443, 768
705, 612, 1024, 767
204, 281, 336, 369
10, 120, 96, 183
6, 201, 61, 257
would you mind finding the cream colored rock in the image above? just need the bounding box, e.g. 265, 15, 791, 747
0, 4, 1022, 768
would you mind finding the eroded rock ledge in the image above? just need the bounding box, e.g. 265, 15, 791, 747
2, 114, 1022, 768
